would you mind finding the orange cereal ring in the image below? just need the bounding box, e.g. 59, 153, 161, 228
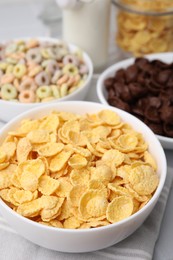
1, 73, 14, 84
18, 90, 36, 103
57, 74, 69, 85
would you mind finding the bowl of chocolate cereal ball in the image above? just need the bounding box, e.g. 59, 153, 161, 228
97, 53, 173, 149
0, 101, 166, 252
0, 37, 93, 122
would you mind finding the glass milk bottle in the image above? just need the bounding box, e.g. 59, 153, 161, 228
56, 0, 111, 71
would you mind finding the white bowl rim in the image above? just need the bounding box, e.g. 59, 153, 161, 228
0, 101, 167, 233
96, 52, 173, 145
0, 37, 93, 106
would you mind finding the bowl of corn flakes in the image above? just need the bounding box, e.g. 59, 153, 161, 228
97, 52, 173, 149
0, 101, 166, 252
0, 37, 93, 122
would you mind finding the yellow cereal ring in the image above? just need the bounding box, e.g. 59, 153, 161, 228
1, 84, 17, 100
36, 86, 52, 99
62, 64, 79, 76
51, 85, 60, 99
13, 64, 27, 78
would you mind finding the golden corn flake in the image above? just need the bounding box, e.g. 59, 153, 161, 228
0, 162, 10, 171
37, 143, 64, 157
8, 188, 38, 206
70, 168, 90, 186
98, 110, 120, 126
63, 216, 81, 229
88, 180, 108, 198
79, 190, 108, 219
1, 142, 16, 158
39, 113, 59, 132
102, 149, 125, 167
73, 146, 91, 158
40, 196, 64, 222
0, 109, 159, 229
129, 165, 159, 196
58, 199, 73, 221
17, 198, 43, 217
144, 151, 157, 171
90, 165, 112, 185
117, 133, 138, 152
16, 137, 32, 163
68, 185, 87, 207
55, 177, 72, 197
27, 130, 50, 144
38, 175, 59, 195
18, 158, 45, 178
106, 196, 133, 223
20, 171, 39, 192
49, 150, 72, 172
68, 154, 87, 169
0, 150, 7, 163
18, 119, 39, 134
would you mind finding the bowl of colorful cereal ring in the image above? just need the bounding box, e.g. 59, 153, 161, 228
0, 37, 93, 122
97, 52, 173, 150
0, 101, 166, 252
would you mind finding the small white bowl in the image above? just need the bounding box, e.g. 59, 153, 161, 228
0, 101, 167, 253
0, 37, 93, 122
97, 53, 173, 150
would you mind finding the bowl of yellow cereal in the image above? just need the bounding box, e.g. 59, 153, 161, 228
0, 37, 93, 122
0, 101, 166, 252
97, 52, 173, 149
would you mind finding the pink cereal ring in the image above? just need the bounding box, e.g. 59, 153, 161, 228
18, 90, 35, 103
35, 71, 50, 86
63, 54, 79, 66
79, 64, 88, 75
19, 78, 37, 92
46, 60, 59, 75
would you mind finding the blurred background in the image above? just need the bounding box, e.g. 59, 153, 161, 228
0, 0, 62, 40
0, 0, 119, 67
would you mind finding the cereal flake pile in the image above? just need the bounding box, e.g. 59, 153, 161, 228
0, 39, 88, 103
116, 0, 173, 56
0, 110, 159, 229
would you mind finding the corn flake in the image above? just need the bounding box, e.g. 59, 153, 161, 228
106, 196, 133, 223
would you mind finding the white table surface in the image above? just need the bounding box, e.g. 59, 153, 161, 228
0, 1, 173, 259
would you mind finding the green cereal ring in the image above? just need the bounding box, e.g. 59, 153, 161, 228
1, 84, 18, 100
41, 48, 53, 59
51, 85, 60, 99
36, 86, 52, 99
62, 64, 79, 76
6, 58, 18, 65
60, 83, 68, 98
5, 43, 17, 54
13, 64, 27, 78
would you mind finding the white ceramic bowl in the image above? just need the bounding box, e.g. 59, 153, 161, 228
0, 37, 93, 122
97, 52, 173, 150
0, 101, 166, 253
